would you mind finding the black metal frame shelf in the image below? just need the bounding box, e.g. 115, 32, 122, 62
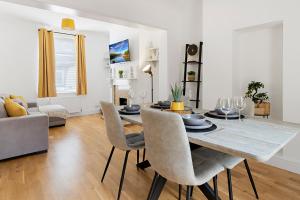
182, 61, 203, 64
181, 80, 202, 83
182, 42, 203, 108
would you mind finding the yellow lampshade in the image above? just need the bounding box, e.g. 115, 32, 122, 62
61, 18, 75, 30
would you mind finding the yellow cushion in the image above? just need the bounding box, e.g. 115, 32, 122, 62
4, 98, 27, 117
10, 95, 28, 109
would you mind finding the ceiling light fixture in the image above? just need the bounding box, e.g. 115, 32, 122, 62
61, 18, 75, 30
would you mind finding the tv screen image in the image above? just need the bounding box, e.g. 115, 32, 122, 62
109, 39, 130, 64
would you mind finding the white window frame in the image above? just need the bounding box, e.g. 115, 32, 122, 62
54, 33, 77, 95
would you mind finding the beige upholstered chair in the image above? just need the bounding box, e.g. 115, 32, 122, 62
100, 101, 145, 200
194, 147, 259, 200
141, 109, 224, 200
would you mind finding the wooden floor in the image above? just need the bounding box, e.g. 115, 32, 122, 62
0, 115, 300, 200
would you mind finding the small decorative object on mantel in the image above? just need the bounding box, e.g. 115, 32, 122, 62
245, 81, 270, 117
118, 70, 124, 79
170, 83, 184, 111
188, 71, 196, 81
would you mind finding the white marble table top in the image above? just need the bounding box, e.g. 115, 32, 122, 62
117, 107, 298, 162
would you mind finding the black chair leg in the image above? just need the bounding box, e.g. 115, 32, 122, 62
101, 146, 115, 182
137, 150, 140, 165
190, 186, 194, 198
117, 151, 130, 200
178, 185, 182, 200
186, 186, 192, 200
227, 169, 233, 200
143, 148, 146, 161
148, 174, 167, 200
147, 172, 158, 200
244, 160, 259, 199
213, 175, 218, 200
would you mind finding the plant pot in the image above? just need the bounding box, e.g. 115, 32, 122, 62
170, 101, 184, 111
255, 102, 270, 116
188, 75, 195, 81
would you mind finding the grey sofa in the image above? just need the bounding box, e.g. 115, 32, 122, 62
0, 113, 49, 160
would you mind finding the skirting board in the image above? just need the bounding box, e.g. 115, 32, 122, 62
266, 155, 300, 174
70, 109, 100, 117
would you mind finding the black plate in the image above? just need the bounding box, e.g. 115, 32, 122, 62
119, 109, 140, 115
150, 104, 170, 109
186, 124, 217, 133
204, 111, 245, 120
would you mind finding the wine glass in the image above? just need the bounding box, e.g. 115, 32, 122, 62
234, 96, 246, 121
128, 89, 135, 106
215, 98, 222, 110
140, 91, 147, 107
220, 98, 234, 120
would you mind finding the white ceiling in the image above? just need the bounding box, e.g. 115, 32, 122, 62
0, 1, 141, 34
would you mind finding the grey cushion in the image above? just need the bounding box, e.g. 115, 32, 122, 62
0, 98, 8, 118
126, 133, 145, 149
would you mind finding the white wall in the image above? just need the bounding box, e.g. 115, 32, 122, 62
0, 12, 111, 114
6, 0, 204, 94
109, 27, 168, 103
81, 31, 111, 113
203, 0, 300, 173
0, 14, 40, 102
233, 23, 283, 120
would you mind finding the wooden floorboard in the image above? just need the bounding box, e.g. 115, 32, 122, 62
0, 114, 299, 200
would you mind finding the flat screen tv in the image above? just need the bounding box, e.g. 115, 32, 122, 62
109, 39, 130, 64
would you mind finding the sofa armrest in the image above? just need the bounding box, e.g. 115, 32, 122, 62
0, 114, 49, 160
27, 102, 38, 108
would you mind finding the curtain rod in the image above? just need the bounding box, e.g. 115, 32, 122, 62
53, 31, 86, 38
38, 29, 86, 37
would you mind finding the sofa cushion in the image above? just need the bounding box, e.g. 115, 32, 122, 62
10, 95, 28, 109
4, 98, 27, 117
0, 98, 8, 118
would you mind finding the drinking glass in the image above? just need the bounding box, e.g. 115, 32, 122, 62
234, 96, 246, 121
220, 97, 233, 120
140, 91, 147, 107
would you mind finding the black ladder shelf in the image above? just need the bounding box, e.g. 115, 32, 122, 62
182, 42, 203, 108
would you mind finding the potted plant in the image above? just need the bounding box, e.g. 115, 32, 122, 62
118, 70, 124, 79
245, 81, 270, 116
188, 71, 196, 81
170, 83, 184, 111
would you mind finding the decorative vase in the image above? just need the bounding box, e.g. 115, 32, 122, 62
170, 101, 184, 111
188, 75, 195, 81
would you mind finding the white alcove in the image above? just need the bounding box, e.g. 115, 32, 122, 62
233, 22, 283, 120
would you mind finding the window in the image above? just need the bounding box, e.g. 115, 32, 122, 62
54, 34, 76, 93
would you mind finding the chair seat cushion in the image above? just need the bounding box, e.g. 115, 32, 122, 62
193, 147, 244, 169
126, 133, 145, 149
191, 150, 224, 185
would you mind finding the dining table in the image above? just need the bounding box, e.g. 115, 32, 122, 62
118, 106, 299, 200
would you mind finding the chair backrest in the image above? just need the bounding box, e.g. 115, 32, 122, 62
141, 109, 195, 185
100, 101, 128, 150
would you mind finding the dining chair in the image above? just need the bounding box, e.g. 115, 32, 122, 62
100, 101, 145, 200
194, 147, 259, 200
141, 109, 225, 200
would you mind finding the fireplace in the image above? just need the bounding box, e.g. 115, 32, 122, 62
119, 97, 128, 106
112, 79, 131, 105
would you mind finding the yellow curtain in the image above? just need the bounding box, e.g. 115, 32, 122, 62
38, 28, 56, 98
76, 35, 87, 95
